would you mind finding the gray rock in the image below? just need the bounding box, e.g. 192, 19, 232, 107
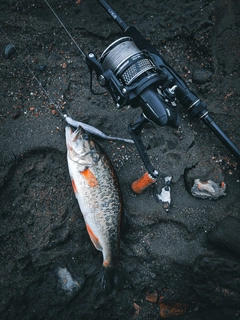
4, 44, 15, 58
192, 69, 213, 84
35, 64, 46, 71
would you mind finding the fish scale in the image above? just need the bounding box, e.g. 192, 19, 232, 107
66, 125, 122, 271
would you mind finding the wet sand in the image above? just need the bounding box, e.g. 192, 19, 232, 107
0, 1, 240, 319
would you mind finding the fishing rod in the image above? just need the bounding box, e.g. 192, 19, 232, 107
85, 0, 240, 193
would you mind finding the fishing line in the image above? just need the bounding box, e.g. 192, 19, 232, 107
44, 0, 86, 59
1, 0, 88, 118
0, 24, 66, 118
0, 5, 134, 143
44, 0, 107, 96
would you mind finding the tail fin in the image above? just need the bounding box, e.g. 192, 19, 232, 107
101, 264, 131, 294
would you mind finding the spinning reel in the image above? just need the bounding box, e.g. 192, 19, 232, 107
87, 36, 179, 129
86, 0, 240, 193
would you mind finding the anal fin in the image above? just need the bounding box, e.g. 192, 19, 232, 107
86, 224, 102, 251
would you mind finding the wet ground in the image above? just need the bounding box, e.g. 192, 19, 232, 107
0, 0, 240, 319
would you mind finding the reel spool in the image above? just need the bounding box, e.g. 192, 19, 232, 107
100, 37, 156, 86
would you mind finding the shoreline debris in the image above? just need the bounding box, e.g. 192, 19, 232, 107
156, 176, 172, 211
191, 179, 226, 200
57, 267, 82, 294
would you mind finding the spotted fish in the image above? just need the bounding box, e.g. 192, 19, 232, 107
66, 125, 127, 291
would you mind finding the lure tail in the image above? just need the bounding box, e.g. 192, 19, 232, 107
65, 115, 134, 144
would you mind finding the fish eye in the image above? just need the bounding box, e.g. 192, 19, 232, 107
82, 133, 89, 140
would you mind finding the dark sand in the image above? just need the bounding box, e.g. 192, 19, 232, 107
0, 0, 240, 319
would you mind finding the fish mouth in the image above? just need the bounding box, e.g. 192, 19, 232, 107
67, 126, 92, 144
65, 126, 84, 156
66, 126, 100, 165
65, 125, 86, 148
66, 125, 84, 141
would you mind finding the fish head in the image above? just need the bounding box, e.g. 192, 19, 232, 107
65, 126, 100, 167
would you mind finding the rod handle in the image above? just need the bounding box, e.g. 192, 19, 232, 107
131, 172, 157, 194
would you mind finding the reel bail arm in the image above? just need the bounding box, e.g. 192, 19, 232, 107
86, 51, 130, 105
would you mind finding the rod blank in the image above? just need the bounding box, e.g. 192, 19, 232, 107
96, 0, 128, 31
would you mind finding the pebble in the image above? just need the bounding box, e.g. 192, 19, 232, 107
192, 68, 213, 84
4, 44, 16, 58
11, 109, 21, 119
159, 296, 187, 318
62, 62, 67, 69
35, 64, 46, 71
146, 291, 158, 303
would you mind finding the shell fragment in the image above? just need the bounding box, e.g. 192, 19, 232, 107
156, 176, 172, 211
191, 179, 226, 200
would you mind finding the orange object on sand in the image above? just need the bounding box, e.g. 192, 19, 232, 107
131, 172, 157, 194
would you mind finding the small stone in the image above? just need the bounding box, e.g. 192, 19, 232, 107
62, 62, 67, 69
159, 296, 187, 318
192, 68, 213, 84
146, 291, 158, 303
133, 302, 141, 316
4, 44, 16, 58
35, 64, 46, 71
11, 110, 21, 119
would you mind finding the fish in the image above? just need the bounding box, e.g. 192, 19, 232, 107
64, 115, 134, 144
65, 125, 128, 292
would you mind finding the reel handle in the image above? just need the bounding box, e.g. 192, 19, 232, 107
131, 172, 157, 194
